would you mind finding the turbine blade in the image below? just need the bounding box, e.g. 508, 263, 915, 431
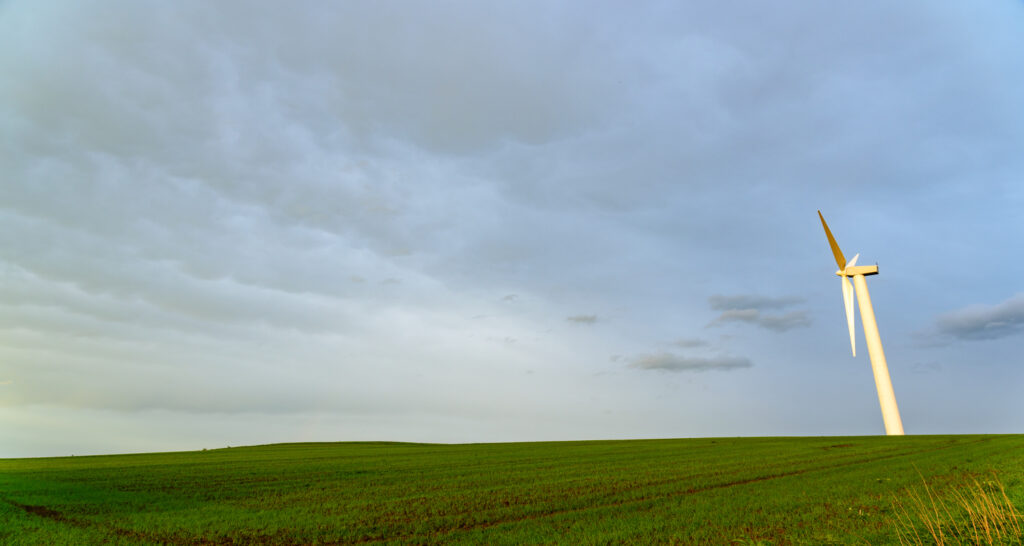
842, 276, 856, 357
818, 211, 846, 270
847, 253, 859, 268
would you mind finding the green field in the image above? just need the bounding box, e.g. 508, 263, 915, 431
1, 435, 1022, 544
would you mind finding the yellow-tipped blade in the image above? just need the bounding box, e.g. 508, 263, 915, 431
818, 210, 846, 271
842, 276, 856, 357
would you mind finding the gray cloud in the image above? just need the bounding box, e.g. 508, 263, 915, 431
707, 296, 811, 332
628, 352, 752, 373
566, 314, 598, 324
935, 294, 1024, 340
709, 295, 804, 311
710, 309, 760, 323
754, 311, 813, 332
673, 337, 708, 348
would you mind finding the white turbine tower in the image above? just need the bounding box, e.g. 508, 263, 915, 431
818, 211, 905, 436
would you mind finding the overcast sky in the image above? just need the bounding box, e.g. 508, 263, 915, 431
2, 1, 1023, 457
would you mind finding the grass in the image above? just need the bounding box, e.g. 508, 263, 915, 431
892, 469, 1023, 545
0, 435, 1022, 544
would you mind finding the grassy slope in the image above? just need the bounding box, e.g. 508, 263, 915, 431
1, 435, 1022, 545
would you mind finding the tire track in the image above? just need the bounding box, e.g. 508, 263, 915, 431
2, 498, 88, 527
352, 437, 992, 544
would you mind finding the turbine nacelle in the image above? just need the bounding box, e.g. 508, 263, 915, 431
836, 265, 878, 277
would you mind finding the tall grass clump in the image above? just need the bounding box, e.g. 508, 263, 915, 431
891, 470, 1023, 545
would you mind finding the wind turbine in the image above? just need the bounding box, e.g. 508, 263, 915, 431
818, 211, 905, 436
